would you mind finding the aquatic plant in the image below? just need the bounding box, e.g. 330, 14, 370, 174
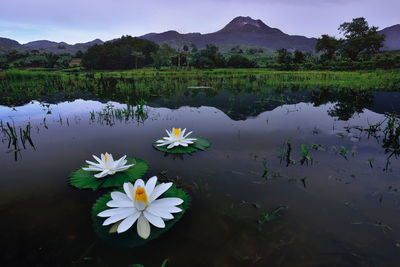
155, 128, 197, 149
300, 144, 313, 165
153, 128, 211, 154
98, 177, 183, 238
70, 157, 148, 190
83, 153, 135, 178
92, 178, 189, 248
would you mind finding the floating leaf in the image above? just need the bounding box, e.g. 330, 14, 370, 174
69, 158, 148, 190
92, 184, 189, 248
153, 136, 211, 154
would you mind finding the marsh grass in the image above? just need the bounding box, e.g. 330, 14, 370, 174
1, 69, 400, 106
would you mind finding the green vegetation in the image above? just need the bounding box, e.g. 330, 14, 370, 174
1, 68, 400, 107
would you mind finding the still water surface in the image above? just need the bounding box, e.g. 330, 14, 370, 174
1, 89, 400, 266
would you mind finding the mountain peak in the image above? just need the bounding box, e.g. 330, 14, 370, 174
217, 16, 284, 36
230, 16, 266, 28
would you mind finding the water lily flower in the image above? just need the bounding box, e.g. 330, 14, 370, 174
155, 128, 197, 149
97, 177, 183, 239
83, 153, 134, 178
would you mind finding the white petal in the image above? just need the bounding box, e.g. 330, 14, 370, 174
94, 169, 109, 178
151, 197, 184, 207
98, 207, 135, 217
82, 167, 103, 171
150, 182, 172, 202
135, 201, 146, 211
85, 160, 103, 168
133, 179, 145, 191
117, 211, 140, 233
167, 143, 176, 149
146, 205, 174, 219
181, 128, 186, 137
143, 211, 165, 228
183, 131, 192, 138
137, 214, 150, 239
93, 154, 102, 164
102, 212, 131, 226
156, 142, 169, 147
114, 164, 134, 172
123, 182, 135, 200
145, 176, 158, 197
114, 155, 127, 166
106, 200, 134, 208
111, 191, 131, 201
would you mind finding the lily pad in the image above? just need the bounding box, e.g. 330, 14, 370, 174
69, 158, 148, 190
153, 136, 211, 154
91, 184, 189, 248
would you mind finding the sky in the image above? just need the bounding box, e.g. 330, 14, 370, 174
1, 0, 399, 44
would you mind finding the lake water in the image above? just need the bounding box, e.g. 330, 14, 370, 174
1, 87, 400, 266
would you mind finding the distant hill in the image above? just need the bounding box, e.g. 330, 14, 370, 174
0, 38, 104, 55
0, 37, 21, 54
379, 24, 400, 50
141, 16, 318, 52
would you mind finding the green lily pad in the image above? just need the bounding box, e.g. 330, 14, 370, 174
153, 136, 211, 154
91, 184, 189, 248
69, 158, 148, 190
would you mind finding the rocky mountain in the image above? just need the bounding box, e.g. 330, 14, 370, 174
379, 24, 400, 50
141, 16, 318, 52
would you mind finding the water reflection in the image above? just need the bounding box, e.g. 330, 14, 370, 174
1, 89, 400, 266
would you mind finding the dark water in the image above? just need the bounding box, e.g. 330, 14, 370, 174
1, 88, 400, 266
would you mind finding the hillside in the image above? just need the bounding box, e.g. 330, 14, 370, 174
141, 16, 317, 52
379, 24, 400, 50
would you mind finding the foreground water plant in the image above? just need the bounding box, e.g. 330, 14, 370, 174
153, 127, 211, 154
83, 153, 134, 178
92, 176, 189, 247
98, 177, 183, 239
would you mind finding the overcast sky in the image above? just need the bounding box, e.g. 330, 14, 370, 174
1, 0, 399, 44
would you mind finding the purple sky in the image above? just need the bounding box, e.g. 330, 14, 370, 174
1, 0, 399, 44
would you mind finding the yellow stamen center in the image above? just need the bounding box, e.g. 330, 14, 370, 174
105, 154, 108, 162
173, 128, 180, 137
134, 186, 148, 204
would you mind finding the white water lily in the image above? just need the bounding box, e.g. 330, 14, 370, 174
82, 153, 134, 178
97, 177, 183, 239
155, 128, 197, 149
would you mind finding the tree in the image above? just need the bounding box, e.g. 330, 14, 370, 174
315, 35, 341, 60
183, 44, 190, 69
151, 43, 175, 69
81, 36, 158, 69
75, 50, 84, 58
338, 17, 385, 60
293, 50, 305, 64
277, 48, 292, 64
131, 50, 144, 69
190, 43, 198, 53
227, 55, 257, 68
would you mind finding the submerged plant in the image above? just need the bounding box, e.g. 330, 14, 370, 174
339, 147, 350, 160
258, 206, 285, 227
300, 144, 313, 165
